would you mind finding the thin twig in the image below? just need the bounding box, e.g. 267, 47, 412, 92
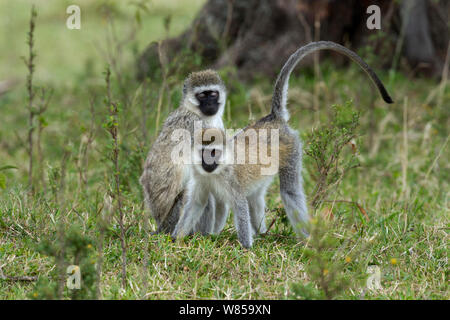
105, 67, 127, 290
0, 273, 38, 282
155, 41, 168, 134
263, 217, 277, 236
24, 6, 37, 193
323, 199, 370, 221
36, 87, 52, 191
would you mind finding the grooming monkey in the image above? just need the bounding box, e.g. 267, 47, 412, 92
172, 41, 393, 248
139, 70, 228, 234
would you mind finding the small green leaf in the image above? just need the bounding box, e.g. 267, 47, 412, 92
135, 10, 141, 26
0, 165, 18, 172
38, 115, 48, 128
0, 173, 6, 189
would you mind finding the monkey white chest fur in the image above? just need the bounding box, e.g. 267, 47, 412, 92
192, 162, 274, 239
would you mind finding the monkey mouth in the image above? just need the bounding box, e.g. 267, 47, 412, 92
200, 148, 222, 173
201, 161, 219, 173
200, 104, 219, 116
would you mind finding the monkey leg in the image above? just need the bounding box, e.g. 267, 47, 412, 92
232, 197, 253, 249
157, 193, 216, 236
153, 192, 184, 234
193, 194, 216, 235
213, 199, 229, 234
172, 189, 208, 239
279, 160, 310, 238
247, 192, 267, 235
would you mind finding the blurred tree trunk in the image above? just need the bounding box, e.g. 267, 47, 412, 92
137, 0, 449, 81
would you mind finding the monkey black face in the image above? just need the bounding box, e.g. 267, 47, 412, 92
201, 148, 222, 173
196, 90, 220, 116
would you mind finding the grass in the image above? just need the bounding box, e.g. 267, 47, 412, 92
0, 0, 448, 299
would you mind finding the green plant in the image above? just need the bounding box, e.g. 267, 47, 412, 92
102, 66, 127, 290
23, 5, 37, 192
291, 217, 366, 300
304, 101, 361, 208
30, 224, 98, 300
0, 166, 18, 190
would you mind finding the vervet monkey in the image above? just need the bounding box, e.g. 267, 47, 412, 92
172, 41, 393, 248
140, 70, 228, 234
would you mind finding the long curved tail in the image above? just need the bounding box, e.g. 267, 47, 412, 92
271, 41, 393, 121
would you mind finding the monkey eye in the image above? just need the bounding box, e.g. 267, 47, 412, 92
210, 91, 219, 98
196, 92, 206, 100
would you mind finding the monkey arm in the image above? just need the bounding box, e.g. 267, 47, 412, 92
172, 182, 209, 239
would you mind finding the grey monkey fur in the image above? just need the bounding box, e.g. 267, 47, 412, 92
140, 70, 228, 234
173, 41, 393, 248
